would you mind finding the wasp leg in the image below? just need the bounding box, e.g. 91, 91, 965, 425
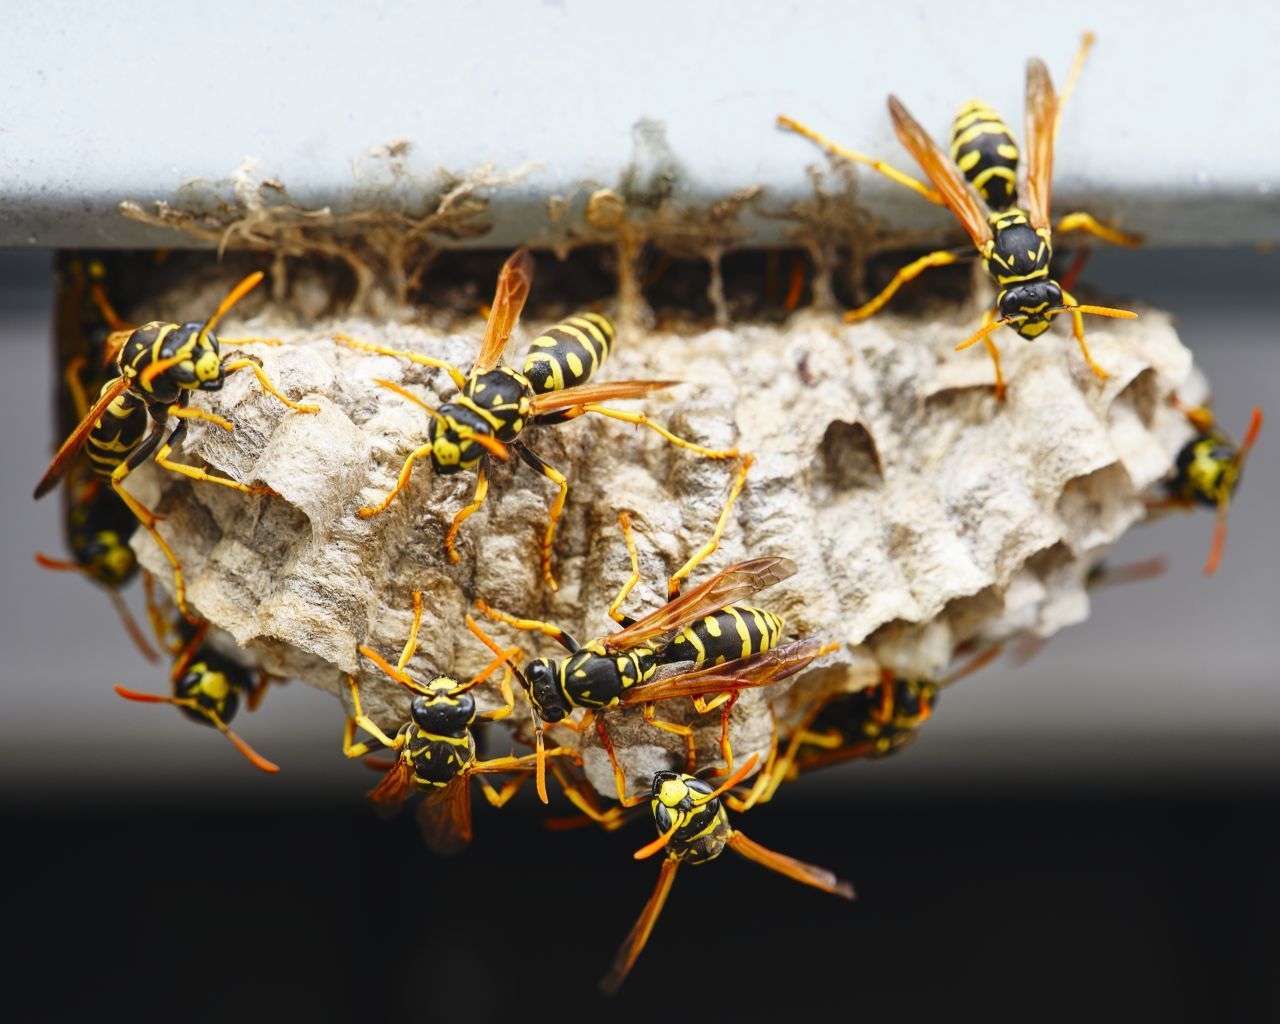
777, 115, 943, 205
844, 249, 964, 324
547, 760, 632, 830
595, 717, 651, 808
666, 455, 753, 601
356, 439, 434, 518
220, 358, 320, 413
640, 703, 697, 772
473, 772, 528, 809
1061, 288, 1109, 381
111, 422, 194, 620
577, 404, 740, 463
1055, 211, 1143, 249
725, 714, 782, 812
445, 457, 490, 565
154, 421, 278, 497
342, 674, 402, 755
333, 333, 468, 391
398, 591, 425, 671
167, 404, 234, 432
508, 443, 570, 590
473, 600, 580, 655
153, 424, 274, 495
608, 511, 642, 625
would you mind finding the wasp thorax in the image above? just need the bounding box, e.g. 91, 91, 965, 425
83, 531, 137, 587
525, 659, 569, 722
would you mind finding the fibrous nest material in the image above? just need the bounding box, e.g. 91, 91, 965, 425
122, 264, 1199, 798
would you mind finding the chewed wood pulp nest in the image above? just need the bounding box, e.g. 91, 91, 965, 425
115, 256, 1201, 798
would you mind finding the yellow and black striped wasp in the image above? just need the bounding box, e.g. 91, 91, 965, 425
731, 645, 1005, 811
336, 248, 740, 589
473, 457, 827, 801
114, 579, 279, 773
598, 754, 854, 994
37, 257, 160, 659
779, 33, 1140, 400
342, 592, 575, 854
1154, 399, 1263, 576
33, 271, 319, 617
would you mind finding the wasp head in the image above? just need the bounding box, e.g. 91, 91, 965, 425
523, 659, 569, 722
998, 281, 1065, 339
1174, 432, 1241, 507
174, 656, 243, 727
80, 530, 138, 588
428, 403, 492, 475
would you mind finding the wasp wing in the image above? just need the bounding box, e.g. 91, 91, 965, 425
473, 249, 535, 374
33, 375, 132, 499
599, 858, 680, 995
528, 379, 679, 415
602, 557, 797, 653
888, 95, 993, 249
414, 775, 474, 856
619, 637, 826, 704
726, 831, 855, 898
1022, 58, 1058, 231
366, 757, 416, 816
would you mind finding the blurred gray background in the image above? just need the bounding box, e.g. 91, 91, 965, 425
1, 246, 1276, 804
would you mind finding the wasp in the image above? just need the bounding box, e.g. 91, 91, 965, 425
33, 271, 319, 617
34, 257, 164, 659
779, 33, 1140, 400
342, 592, 573, 854
598, 754, 854, 994
725, 645, 1004, 813
336, 248, 740, 589
113, 582, 279, 773
473, 458, 825, 801
1153, 399, 1263, 575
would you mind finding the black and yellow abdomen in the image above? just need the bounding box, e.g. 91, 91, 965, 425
84, 388, 149, 479
658, 604, 785, 668
521, 313, 615, 394
950, 100, 1019, 211
1170, 431, 1240, 508
66, 472, 140, 587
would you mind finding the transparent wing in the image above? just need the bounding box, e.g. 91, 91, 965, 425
603, 557, 797, 653
473, 249, 535, 373
619, 637, 826, 704
889, 95, 993, 248
528, 379, 678, 414
415, 775, 474, 856
33, 375, 132, 498
1023, 58, 1058, 230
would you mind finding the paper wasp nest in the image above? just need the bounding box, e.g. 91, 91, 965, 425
123, 266, 1198, 798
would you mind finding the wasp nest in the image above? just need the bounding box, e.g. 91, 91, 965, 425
122, 267, 1198, 798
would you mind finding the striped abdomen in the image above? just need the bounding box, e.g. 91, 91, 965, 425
950, 100, 1019, 211
658, 605, 785, 668
85, 387, 149, 479
521, 313, 615, 394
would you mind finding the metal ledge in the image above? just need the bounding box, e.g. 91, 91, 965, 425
2, 1, 1278, 249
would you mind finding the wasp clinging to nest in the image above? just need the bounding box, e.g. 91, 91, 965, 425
779, 32, 1141, 400
336, 248, 740, 589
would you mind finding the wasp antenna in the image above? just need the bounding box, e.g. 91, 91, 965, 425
114, 684, 183, 706
1070, 304, 1138, 320
633, 819, 681, 861
1237, 407, 1264, 464
703, 753, 760, 803
200, 271, 265, 344
954, 317, 1008, 352
209, 711, 280, 773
